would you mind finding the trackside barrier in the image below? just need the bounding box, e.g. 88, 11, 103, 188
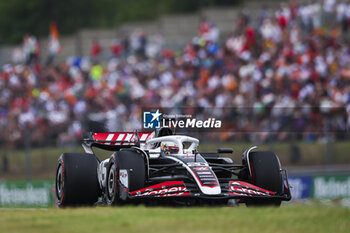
0, 181, 54, 208
289, 174, 350, 200
313, 175, 350, 199
288, 176, 313, 200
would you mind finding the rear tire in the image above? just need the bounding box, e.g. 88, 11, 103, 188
245, 151, 282, 207
106, 149, 146, 205
56, 153, 100, 207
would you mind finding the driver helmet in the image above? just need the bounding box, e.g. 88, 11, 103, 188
161, 141, 179, 154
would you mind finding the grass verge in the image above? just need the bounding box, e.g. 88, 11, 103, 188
0, 205, 349, 233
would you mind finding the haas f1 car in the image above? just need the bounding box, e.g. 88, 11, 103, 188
55, 128, 291, 207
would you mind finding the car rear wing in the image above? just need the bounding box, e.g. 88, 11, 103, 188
83, 131, 154, 151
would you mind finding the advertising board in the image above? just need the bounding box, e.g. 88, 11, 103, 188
0, 181, 54, 208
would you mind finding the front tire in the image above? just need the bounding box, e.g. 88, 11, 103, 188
105, 149, 146, 205
56, 153, 100, 207
245, 151, 283, 207
105, 159, 119, 205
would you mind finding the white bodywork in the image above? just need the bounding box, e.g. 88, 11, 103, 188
143, 135, 199, 158
94, 134, 221, 195
144, 135, 221, 195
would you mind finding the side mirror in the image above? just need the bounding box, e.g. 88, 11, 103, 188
217, 148, 233, 154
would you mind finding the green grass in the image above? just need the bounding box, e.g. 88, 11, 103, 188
1, 141, 350, 180
0, 206, 349, 233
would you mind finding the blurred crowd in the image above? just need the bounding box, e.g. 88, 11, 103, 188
1, 0, 350, 148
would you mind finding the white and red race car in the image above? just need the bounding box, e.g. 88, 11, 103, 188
55, 128, 291, 207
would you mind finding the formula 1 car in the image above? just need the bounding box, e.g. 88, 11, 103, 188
55, 128, 291, 207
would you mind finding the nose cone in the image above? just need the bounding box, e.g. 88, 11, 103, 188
200, 185, 221, 195
188, 165, 221, 195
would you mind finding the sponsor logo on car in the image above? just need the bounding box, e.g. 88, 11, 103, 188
119, 169, 129, 189
192, 167, 209, 171
229, 186, 269, 196
133, 186, 188, 197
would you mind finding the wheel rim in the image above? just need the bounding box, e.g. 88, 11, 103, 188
108, 167, 115, 198
56, 165, 63, 200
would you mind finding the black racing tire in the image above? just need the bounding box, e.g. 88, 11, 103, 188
56, 153, 100, 207
245, 151, 283, 207
105, 159, 119, 205
106, 149, 146, 205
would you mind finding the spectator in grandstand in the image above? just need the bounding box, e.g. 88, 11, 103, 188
46, 22, 61, 65
23, 34, 40, 65
336, 1, 348, 32
1, 0, 350, 146
122, 33, 130, 58
298, 3, 313, 33
90, 39, 101, 60
146, 33, 164, 58
11, 47, 24, 64
310, 0, 322, 29
47, 37, 61, 65
275, 3, 291, 29
110, 38, 122, 58
257, 4, 268, 27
